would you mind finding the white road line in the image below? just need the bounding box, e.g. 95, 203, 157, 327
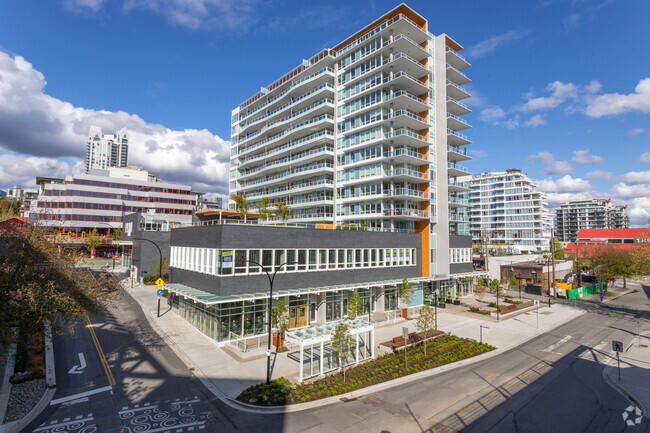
542, 335, 573, 353
118, 404, 159, 414
126, 421, 206, 433
50, 385, 113, 405
35, 417, 94, 431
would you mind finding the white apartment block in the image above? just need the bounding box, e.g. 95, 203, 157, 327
85, 125, 129, 173
555, 199, 629, 242
469, 170, 552, 253
229, 4, 474, 276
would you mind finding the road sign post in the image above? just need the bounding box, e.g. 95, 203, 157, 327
480, 325, 489, 344
156, 280, 165, 318
612, 340, 623, 380
534, 300, 540, 329
402, 327, 409, 369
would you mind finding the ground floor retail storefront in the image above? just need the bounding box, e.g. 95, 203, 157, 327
165, 272, 485, 345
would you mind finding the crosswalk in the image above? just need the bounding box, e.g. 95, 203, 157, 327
37, 397, 211, 432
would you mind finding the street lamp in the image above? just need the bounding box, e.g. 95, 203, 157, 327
134, 238, 164, 318
244, 258, 294, 385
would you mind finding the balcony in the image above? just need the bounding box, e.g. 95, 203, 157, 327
390, 52, 429, 79
446, 63, 470, 86
447, 145, 471, 162
448, 196, 471, 207
246, 179, 334, 200
446, 80, 471, 100
385, 167, 429, 182
388, 128, 430, 148
384, 90, 429, 113
239, 163, 334, 191
447, 113, 471, 131
239, 130, 334, 167
384, 208, 429, 219
238, 146, 334, 179
448, 179, 471, 192
446, 96, 471, 116
385, 188, 429, 201
383, 148, 428, 165
389, 71, 430, 95
448, 213, 468, 223
445, 47, 470, 70
448, 162, 471, 177
447, 129, 472, 146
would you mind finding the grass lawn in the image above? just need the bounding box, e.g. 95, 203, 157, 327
237, 334, 495, 406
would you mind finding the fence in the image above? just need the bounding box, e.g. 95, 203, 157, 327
554, 282, 605, 299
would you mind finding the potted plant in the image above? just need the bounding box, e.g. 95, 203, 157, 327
453, 296, 461, 306
399, 278, 413, 319
271, 300, 289, 349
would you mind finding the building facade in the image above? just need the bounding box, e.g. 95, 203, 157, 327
31, 166, 197, 234
555, 199, 630, 242
86, 125, 129, 173
164, 5, 484, 348
229, 4, 474, 277
469, 170, 551, 253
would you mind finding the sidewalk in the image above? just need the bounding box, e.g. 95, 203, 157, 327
604, 332, 650, 418
124, 279, 586, 412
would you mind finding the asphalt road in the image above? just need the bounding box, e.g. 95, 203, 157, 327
22, 287, 238, 433
22, 280, 650, 432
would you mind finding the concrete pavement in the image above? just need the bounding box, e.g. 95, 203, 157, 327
123, 277, 589, 411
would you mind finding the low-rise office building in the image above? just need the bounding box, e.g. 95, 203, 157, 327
31, 166, 197, 235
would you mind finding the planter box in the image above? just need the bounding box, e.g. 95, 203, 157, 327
401, 308, 408, 319
272, 332, 284, 348
453, 300, 461, 305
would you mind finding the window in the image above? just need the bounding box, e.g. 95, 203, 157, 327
235, 250, 247, 274
319, 249, 328, 270
309, 250, 318, 270
286, 250, 296, 271
338, 249, 345, 269
297, 250, 307, 271
249, 250, 260, 273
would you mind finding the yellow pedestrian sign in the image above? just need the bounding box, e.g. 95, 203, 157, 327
155, 278, 164, 287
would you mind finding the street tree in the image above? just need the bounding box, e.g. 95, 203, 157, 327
592, 247, 640, 289
490, 279, 502, 296
331, 322, 353, 382
399, 277, 413, 308
271, 300, 289, 347
153, 256, 169, 280
85, 228, 102, 255
230, 193, 250, 221
0, 223, 115, 351
346, 292, 363, 319
0, 198, 22, 218
553, 240, 565, 259
416, 303, 436, 355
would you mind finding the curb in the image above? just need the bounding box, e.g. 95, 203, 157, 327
602, 366, 648, 418
1, 323, 57, 433
0, 345, 16, 423
123, 278, 587, 414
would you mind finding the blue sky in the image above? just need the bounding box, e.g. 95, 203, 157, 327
0, 0, 648, 224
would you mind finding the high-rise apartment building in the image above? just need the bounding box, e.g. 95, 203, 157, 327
555, 199, 629, 242
85, 125, 129, 173
230, 4, 473, 276
469, 170, 551, 252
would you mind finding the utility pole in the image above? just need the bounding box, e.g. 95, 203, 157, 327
551, 228, 556, 296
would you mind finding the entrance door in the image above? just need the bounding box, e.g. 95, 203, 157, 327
289, 307, 297, 329
289, 306, 308, 328
298, 306, 307, 327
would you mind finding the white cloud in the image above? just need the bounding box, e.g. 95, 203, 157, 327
521, 81, 579, 111
479, 106, 505, 122
572, 149, 605, 164
0, 51, 230, 194
617, 171, 650, 185
523, 114, 546, 127
626, 128, 645, 138
585, 170, 614, 180
610, 182, 650, 200
536, 174, 595, 194
62, 0, 106, 13
585, 78, 650, 117
640, 152, 650, 163
0, 153, 84, 188
503, 116, 520, 129
527, 152, 573, 175
562, 13, 581, 31
464, 29, 529, 59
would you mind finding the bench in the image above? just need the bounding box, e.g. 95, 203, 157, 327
498, 304, 518, 314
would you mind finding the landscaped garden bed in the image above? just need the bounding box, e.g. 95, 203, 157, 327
469, 306, 491, 315
237, 334, 495, 406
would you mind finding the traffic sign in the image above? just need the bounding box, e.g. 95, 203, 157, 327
155, 278, 164, 286
402, 327, 409, 341
157, 289, 163, 296
612, 340, 624, 353
534, 300, 540, 307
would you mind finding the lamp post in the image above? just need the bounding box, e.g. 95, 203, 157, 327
134, 238, 163, 318
517, 273, 521, 299
244, 258, 294, 385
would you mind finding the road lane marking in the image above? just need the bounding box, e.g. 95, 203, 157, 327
50, 385, 113, 405
542, 335, 572, 353
85, 313, 116, 386
68, 353, 87, 374
34, 416, 95, 431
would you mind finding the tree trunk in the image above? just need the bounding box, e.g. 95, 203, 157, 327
623, 277, 626, 288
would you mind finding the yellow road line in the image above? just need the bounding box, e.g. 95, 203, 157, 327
85, 314, 116, 386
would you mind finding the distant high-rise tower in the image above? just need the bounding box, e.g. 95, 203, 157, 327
85, 125, 129, 173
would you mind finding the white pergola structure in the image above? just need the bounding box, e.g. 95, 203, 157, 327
285, 318, 375, 382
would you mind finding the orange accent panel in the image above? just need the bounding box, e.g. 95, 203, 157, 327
333, 4, 427, 51
445, 36, 463, 52
316, 223, 334, 229
419, 58, 427, 67
416, 220, 429, 277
